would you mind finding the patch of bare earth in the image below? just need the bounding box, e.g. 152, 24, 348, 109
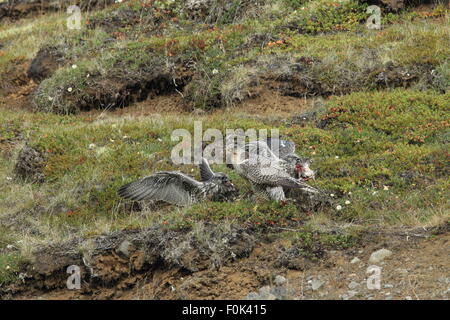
0, 58, 36, 111
5, 226, 449, 300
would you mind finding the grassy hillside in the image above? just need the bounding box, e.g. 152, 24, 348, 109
0, 0, 448, 291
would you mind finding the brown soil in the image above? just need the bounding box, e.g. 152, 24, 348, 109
0, 0, 116, 21
3, 226, 449, 300
0, 58, 36, 112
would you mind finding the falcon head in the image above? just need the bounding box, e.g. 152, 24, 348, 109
210, 172, 239, 202
212, 172, 235, 188
295, 160, 315, 181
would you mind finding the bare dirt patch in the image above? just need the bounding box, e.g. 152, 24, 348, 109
0, 0, 116, 21
3, 224, 448, 300
0, 58, 36, 111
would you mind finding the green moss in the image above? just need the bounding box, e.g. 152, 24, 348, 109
0, 253, 25, 286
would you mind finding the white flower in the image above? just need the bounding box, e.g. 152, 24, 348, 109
330, 193, 335, 197
383, 185, 389, 191
336, 205, 342, 211
212, 69, 219, 75
335, 156, 339, 159
122, 135, 129, 139
6, 176, 13, 181
88, 143, 96, 150
72, 64, 77, 69
345, 200, 351, 205
48, 96, 53, 101
157, 138, 163, 142
372, 191, 378, 195
5, 265, 10, 270
348, 191, 352, 195
67, 87, 73, 92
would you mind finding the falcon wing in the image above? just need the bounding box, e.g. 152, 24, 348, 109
118, 171, 202, 206
199, 157, 215, 181
265, 137, 296, 159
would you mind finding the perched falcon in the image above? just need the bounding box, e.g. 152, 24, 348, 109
118, 158, 237, 206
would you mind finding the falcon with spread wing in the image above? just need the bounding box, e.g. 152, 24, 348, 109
118, 158, 237, 206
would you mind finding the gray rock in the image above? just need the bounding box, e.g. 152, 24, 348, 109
369, 248, 392, 264
257, 286, 277, 300
246, 286, 278, 300
348, 281, 359, 289
350, 257, 361, 264
311, 278, 325, 291
245, 292, 260, 300
271, 286, 288, 299
274, 275, 287, 286
116, 240, 132, 258
341, 290, 358, 300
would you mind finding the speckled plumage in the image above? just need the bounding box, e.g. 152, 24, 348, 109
229, 140, 318, 201
118, 158, 236, 206
264, 137, 315, 180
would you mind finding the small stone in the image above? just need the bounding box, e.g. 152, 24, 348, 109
311, 278, 324, 291
274, 275, 287, 286
348, 281, 359, 289
258, 286, 271, 295
271, 286, 288, 299
369, 248, 392, 264
116, 240, 132, 258
246, 292, 259, 300
258, 286, 276, 300
384, 284, 394, 289
350, 257, 361, 264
